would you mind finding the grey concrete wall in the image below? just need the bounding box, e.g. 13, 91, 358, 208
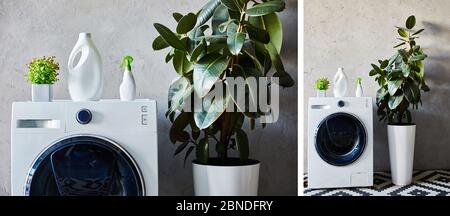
305, 0, 450, 172
0, 0, 298, 195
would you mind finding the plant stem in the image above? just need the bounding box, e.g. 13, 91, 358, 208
229, 3, 247, 73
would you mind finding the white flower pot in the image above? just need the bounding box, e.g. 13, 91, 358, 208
192, 160, 260, 196
388, 124, 416, 186
32, 84, 52, 102
316, 90, 327, 97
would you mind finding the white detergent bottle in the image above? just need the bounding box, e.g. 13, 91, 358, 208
333, 67, 348, 97
68, 33, 103, 101
119, 56, 136, 101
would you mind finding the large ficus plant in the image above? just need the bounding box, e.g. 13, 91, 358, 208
370, 15, 430, 124
152, 0, 294, 164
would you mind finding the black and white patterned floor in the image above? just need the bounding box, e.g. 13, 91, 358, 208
304, 170, 450, 196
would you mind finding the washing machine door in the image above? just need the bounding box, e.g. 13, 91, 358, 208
315, 113, 367, 166
25, 135, 145, 196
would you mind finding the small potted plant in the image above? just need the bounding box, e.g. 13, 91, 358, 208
355, 77, 363, 97
315, 78, 330, 97
152, 0, 293, 195
369, 15, 430, 186
26, 56, 60, 102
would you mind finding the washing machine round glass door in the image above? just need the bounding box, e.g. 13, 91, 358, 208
315, 113, 367, 166
25, 135, 145, 196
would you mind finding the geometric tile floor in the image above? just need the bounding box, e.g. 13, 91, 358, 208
304, 170, 450, 196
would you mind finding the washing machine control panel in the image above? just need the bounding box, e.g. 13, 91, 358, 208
76, 109, 92, 125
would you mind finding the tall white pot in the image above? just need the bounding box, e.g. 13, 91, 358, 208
193, 161, 260, 196
32, 84, 52, 102
388, 125, 416, 186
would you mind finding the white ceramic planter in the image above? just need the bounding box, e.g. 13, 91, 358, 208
388, 124, 416, 186
32, 84, 52, 102
316, 90, 327, 97
193, 161, 260, 196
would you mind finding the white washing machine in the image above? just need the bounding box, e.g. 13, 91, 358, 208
11, 100, 158, 196
307, 97, 373, 189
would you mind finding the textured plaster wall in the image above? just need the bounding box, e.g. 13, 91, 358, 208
0, 0, 298, 195
305, 0, 450, 172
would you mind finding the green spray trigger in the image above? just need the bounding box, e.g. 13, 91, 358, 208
121, 55, 134, 71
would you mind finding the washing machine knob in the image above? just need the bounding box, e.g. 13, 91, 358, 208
338, 100, 345, 108
76, 109, 92, 125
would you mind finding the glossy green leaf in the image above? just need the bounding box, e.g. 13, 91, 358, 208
227, 65, 261, 117
412, 29, 424, 36
369, 69, 378, 76
377, 88, 389, 102
401, 63, 411, 77
406, 16, 416, 29
245, 1, 285, 16
227, 32, 246, 55
254, 42, 272, 74
154, 23, 186, 50
242, 49, 264, 74
404, 82, 420, 103
212, 4, 229, 35
177, 13, 198, 34
410, 54, 427, 62
371, 64, 383, 74
249, 13, 283, 53
193, 54, 229, 97
380, 60, 389, 69
173, 13, 183, 22
165, 51, 174, 63
246, 22, 270, 44
196, 138, 209, 164
193, 90, 231, 129
265, 42, 294, 87
152, 36, 170, 51
394, 42, 406, 48
398, 28, 408, 38
195, 0, 221, 27
220, 0, 241, 11
226, 22, 239, 36
235, 129, 249, 160
190, 40, 207, 62
167, 77, 193, 116
388, 94, 404, 109
388, 79, 403, 96
173, 50, 193, 74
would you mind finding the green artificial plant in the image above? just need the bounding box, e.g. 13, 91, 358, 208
369, 15, 430, 125
315, 78, 330, 91
152, 0, 294, 165
26, 56, 60, 84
